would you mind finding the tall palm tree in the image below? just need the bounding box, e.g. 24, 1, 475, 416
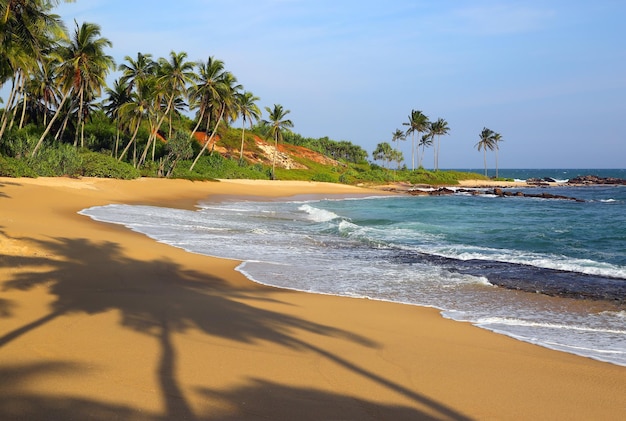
0, 0, 66, 140
32, 21, 114, 155
189, 66, 240, 171
236, 90, 261, 161
391, 128, 405, 162
117, 76, 156, 164
118, 52, 155, 94
403, 109, 429, 170
187, 56, 226, 141
476, 127, 496, 177
136, 51, 194, 167
262, 104, 293, 180
430, 118, 450, 171
492, 132, 504, 178
103, 78, 131, 158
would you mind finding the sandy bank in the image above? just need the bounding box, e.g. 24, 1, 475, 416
1, 177, 624, 420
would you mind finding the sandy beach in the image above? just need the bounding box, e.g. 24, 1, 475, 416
1, 177, 624, 420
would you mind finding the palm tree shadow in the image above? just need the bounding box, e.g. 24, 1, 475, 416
0, 362, 157, 421
1, 235, 470, 420
197, 378, 450, 421
0, 363, 459, 421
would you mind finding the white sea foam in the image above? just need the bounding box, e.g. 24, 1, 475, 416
475, 317, 626, 335
79, 194, 626, 367
298, 204, 340, 222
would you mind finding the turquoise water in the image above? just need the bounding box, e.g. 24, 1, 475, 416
80, 170, 626, 366
454, 168, 626, 182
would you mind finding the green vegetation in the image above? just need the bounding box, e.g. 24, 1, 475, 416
0, 1, 490, 186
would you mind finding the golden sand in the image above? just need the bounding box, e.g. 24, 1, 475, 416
1, 177, 624, 420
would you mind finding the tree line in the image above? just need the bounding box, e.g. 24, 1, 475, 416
372, 110, 504, 177
0, 0, 304, 178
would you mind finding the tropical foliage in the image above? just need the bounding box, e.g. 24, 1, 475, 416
0, 1, 498, 186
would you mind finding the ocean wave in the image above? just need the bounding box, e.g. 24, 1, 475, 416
474, 317, 626, 335
298, 204, 340, 222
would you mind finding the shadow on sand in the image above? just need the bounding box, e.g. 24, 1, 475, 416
0, 234, 472, 420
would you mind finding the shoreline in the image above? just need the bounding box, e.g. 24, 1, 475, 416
1, 176, 625, 420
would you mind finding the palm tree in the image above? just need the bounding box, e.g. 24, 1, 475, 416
373, 142, 394, 169
430, 118, 450, 171
32, 21, 114, 155
418, 133, 433, 168
136, 51, 193, 166
189, 66, 240, 171
118, 52, 155, 94
235, 90, 261, 161
403, 109, 429, 170
262, 104, 293, 180
102, 78, 131, 158
476, 127, 496, 177
492, 132, 504, 178
187, 56, 227, 142
117, 76, 155, 163
0, 0, 66, 140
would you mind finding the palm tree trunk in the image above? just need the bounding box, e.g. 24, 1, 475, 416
189, 107, 205, 141
74, 86, 85, 147
189, 105, 225, 171
239, 117, 247, 161
495, 148, 499, 178
32, 89, 72, 156
484, 149, 488, 177
272, 133, 278, 180
411, 133, 415, 171
114, 123, 120, 158
118, 116, 142, 161
0, 76, 19, 140
54, 107, 72, 141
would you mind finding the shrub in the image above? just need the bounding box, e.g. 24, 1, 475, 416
28, 143, 82, 177
79, 151, 140, 179
0, 156, 37, 177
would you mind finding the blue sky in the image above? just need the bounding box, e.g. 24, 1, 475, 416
53, 0, 625, 169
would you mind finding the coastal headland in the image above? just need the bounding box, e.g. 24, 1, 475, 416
1, 177, 625, 420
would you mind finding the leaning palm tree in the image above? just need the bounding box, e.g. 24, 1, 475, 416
492, 132, 504, 178
68, 21, 115, 148
0, 0, 66, 140
137, 51, 194, 167
117, 76, 155, 163
187, 56, 227, 142
430, 118, 450, 171
476, 127, 496, 177
403, 109, 429, 170
235, 90, 261, 161
32, 21, 114, 155
189, 69, 240, 171
262, 104, 293, 180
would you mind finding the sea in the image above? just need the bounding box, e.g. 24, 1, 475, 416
79, 169, 626, 367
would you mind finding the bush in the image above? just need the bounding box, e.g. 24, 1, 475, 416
310, 172, 338, 183
28, 143, 82, 177
172, 153, 269, 180
0, 125, 40, 158
79, 151, 141, 179
0, 156, 37, 177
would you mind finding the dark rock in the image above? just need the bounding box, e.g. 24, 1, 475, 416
567, 175, 626, 185
527, 178, 549, 186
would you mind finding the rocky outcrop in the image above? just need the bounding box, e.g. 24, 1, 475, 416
567, 175, 626, 185
404, 187, 585, 202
